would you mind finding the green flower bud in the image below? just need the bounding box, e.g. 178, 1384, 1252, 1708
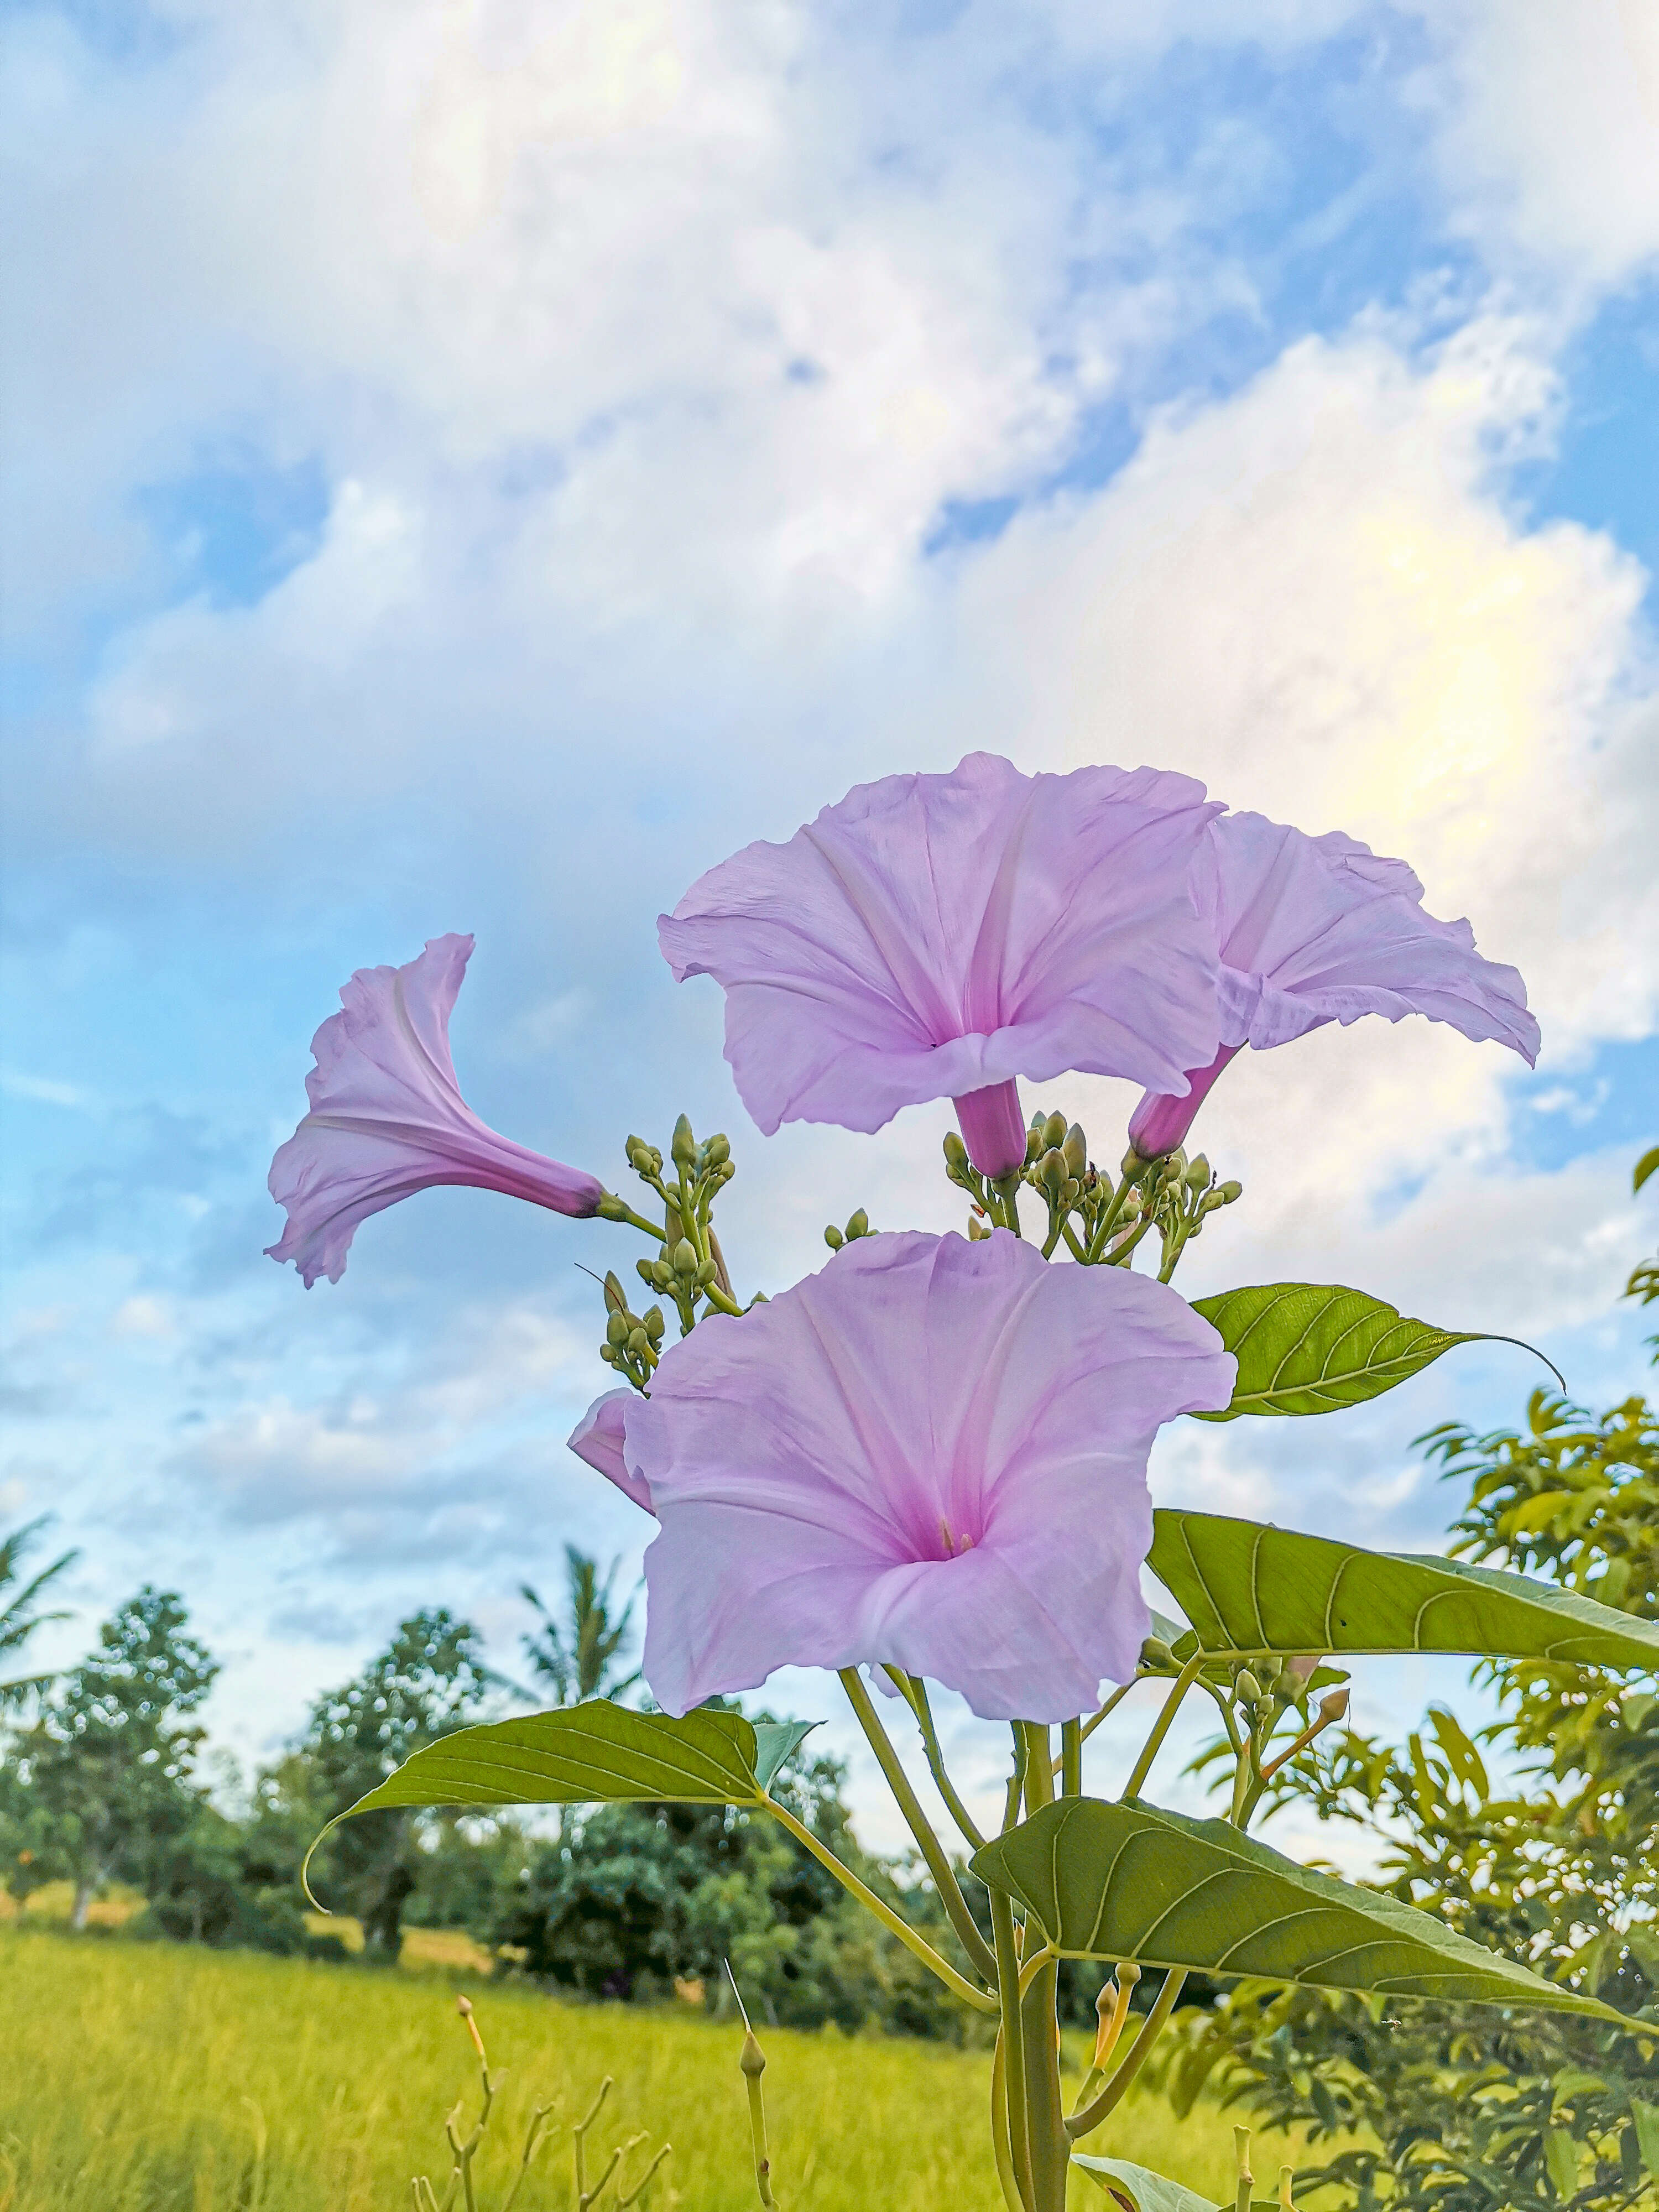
651, 1259, 675, 1290
1236, 1668, 1262, 1709
671, 1114, 697, 1168
627, 1325, 651, 1357
703, 1133, 731, 1167
846, 1208, 869, 1240
1218, 1180, 1243, 1204
672, 1239, 699, 1277
606, 1310, 631, 1348
643, 1306, 665, 1341
968, 1215, 990, 1240
603, 1271, 628, 1314
1184, 1153, 1211, 1190
695, 1258, 717, 1288
1040, 1147, 1067, 1194
942, 1130, 969, 1171
598, 1342, 618, 1366
635, 1258, 656, 1287
1042, 1109, 1067, 1151
825, 1224, 844, 1250
1139, 1635, 1175, 1670
1062, 1123, 1088, 1177
1061, 1177, 1081, 1206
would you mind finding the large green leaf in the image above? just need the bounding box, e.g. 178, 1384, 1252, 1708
1149, 1509, 1659, 1672
327, 1702, 815, 1820
971, 1799, 1619, 2018
1190, 1283, 1497, 1419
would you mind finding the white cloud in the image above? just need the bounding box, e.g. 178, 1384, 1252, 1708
1406, 0, 1659, 291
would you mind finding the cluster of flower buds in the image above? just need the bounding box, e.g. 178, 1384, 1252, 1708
599, 1270, 666, 1389
823, 1207, 873, 1252
1121, 1145, 1242, 1281
609, 1114, 744, 1337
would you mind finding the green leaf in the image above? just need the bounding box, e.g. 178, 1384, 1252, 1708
1632, 2100, 1659, 2177
751, 1719, 818, 1791
1635, 1146, 1659, 1197
1149, 1509, 1659, 1672
1073, 2157, 1224, 2212
1545, 2128, 1580, 2200
328, 1700, 802, 1820
969, 1798, 1620, 2019
1188, 1283, 1552, 1420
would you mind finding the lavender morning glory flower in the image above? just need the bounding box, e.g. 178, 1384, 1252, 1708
570, 1228, 1234, 1723
267, 934, 604, 1287
1127, 811, 1541, 1158
659, 753, 1223, 1180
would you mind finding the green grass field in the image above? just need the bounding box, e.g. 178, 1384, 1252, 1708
2, 1926, 1267, 2211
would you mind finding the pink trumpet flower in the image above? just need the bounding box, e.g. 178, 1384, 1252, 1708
1127, 812, 1540, 1159
658, 753, 1224, 1180
568, 1229, 1235, 1723
267, 934, 604, 1287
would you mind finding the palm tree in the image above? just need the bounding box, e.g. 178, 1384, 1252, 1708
519, 1547, 640, 1707
0, 1516, 80, 1713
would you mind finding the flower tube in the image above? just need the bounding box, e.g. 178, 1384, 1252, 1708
267, 934, 603, 1286
1127, 812, 1540, 1157
568, 1228, 1234, 1723
659, 753, 1223, 1177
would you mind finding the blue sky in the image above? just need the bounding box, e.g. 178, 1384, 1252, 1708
3, 0, 1657, 1854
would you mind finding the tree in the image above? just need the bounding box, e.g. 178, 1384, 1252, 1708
1160, 1169, 1659, 2212
298, 1607, 491, 1958
23, 1585, 218, 1927
519, 1548, 640, 1707
0, 1516, 79, 1713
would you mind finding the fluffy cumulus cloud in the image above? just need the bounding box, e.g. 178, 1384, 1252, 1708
3, 0, 1656, 1807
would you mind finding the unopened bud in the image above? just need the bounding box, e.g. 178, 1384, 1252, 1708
739, 2027, 766, 2079
456, 1992, 487, 2062
603, 1271, 628, 1314
627, 1326, 651, 1358
1062, 1124, 1088, 1177
695, 1259, 717, 1288
943, 1130, 969, 1171
598, 1342, 618, 1366
1139, 1636, 1175, 1670
968, 1216, 990, 1240
1236, 1669, 1262, 1709
635, 1258, 656, 1286
825, 1225, 844, 1250
1317, 1687, 1350, 1726
1025, 1123, 1045, 1164
672, 1239, 698, 1277
703, 1134, 731, 1167
651, 1259, 674, 1290
1218, 1180, 1243, 1204
846, 1208, 869, 1240
643, 1307, 665, 1341
606, 1311, 631, 1348
1184, 1153, 1211, 1190
1040, 1148, 1067, 1194
671, 1114, 697, 1168
1042, 1110, 1067, 1151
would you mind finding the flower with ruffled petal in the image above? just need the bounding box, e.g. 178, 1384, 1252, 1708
267, 935, 604, 1287
659, 753, 1223, 1180
1127, 812, 1540, 1158
568, 1229, 1234, 1723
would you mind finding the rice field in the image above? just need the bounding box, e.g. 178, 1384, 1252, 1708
1, 1925, 1266, 2210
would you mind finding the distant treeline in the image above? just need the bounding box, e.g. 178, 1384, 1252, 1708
0, 1541, 1020, 2038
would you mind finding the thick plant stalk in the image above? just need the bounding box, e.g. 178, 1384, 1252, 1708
1014, 1721, 1068, 2212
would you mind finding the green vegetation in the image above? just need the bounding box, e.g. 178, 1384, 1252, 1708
0, 1927, 1244, 2210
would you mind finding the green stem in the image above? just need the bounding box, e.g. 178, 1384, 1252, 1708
839, 1669, 999, 1986
884, 1669, 986, 1850
1011, 1724, 1066, 2212
1060, 1718, 1082, 1797
1065, 1968, 1188, 2139
990, 1889, 1035, 2210
989, 2030, 1030, 2212
763, 1798, 997, 2013
1085, 1168, 1138, 1262
1120, 1653, 1204, 1801
599, 1197, 667, 1239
